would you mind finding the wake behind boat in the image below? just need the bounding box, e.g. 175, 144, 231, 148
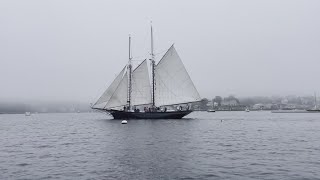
92, 25, 201, 119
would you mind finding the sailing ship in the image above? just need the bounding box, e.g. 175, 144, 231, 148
91, 26, 201, 119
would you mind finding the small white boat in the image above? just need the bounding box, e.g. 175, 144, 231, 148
25, 112, 31, 116
121, 120, 127, 124
207, 99, 215, 112
245, 108, 250, 112
306, 92, 320, 112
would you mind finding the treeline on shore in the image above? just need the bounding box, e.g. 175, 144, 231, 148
0, 95, 318, 114
0, 101, 91, 114
193, 95, 318, 111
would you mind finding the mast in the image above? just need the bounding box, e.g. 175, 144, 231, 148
127, 35, 132, 110
150, 23, 156, 107
315, 92, 317, 109
212, 99, 214, 109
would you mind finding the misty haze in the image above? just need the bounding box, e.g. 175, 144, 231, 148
1, 1, 320, 179
1, 1, 319, 106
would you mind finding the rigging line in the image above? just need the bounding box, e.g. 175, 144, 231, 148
131, 79, 150, 102
155, 100, 202, 107
131, 59, 145, 61
157, 65, 185, 86
106, 104, 128, 109
155, 71, 185, 101
156, 44, 175, 66
131, 56, 147, 60
108, 99, 152, 109
132, 83, 147, 97
130, 49, 168, 61
132, 59, 147, 72
155, 65, 198, 102
159, 63, 200, 99
154, 49, 169, 56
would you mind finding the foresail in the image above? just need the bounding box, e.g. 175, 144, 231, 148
131, 60, 152, 106
105, 71, 128, 109
93, 67, 126, 109
154, 45, 201, 106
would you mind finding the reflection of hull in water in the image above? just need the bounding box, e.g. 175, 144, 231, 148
102, 110, 192, 119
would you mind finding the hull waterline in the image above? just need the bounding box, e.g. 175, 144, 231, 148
98, 109, 193, 119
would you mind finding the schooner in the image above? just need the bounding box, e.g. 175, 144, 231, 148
92, 26, 201, 119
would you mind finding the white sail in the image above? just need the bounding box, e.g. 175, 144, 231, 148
131, 60, 152, 106
105, 71, 128, 109
154, 45, 201, 106
93, 67, 126, 109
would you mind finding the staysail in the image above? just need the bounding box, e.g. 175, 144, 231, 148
93, 67, 126, 109
104, 71, 128, 109
154, 45, 201, 106
131, 60, 152, 106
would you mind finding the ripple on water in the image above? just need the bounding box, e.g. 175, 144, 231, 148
16, 163, 30, 167
0, 112, 320, 179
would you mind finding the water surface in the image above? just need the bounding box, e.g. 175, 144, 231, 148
1, 112, 320, 179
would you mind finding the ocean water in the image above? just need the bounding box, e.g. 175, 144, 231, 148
1, 112, 320, 180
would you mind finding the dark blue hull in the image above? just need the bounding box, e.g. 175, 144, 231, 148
103, 110, 192, 119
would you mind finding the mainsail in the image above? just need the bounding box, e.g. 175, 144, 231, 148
93, 67, 126, 109
154, 45, 201, 106
131, 60, 152, 106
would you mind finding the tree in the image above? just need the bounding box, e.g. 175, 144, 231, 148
200, 98, 209, 110
213, 96, 222, 106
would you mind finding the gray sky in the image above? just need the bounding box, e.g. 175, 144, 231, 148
1, 0, 320, 103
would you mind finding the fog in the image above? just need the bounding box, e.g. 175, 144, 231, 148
1, 0, 320, 103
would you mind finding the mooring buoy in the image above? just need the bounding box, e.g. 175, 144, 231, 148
121, 120, 127, 124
